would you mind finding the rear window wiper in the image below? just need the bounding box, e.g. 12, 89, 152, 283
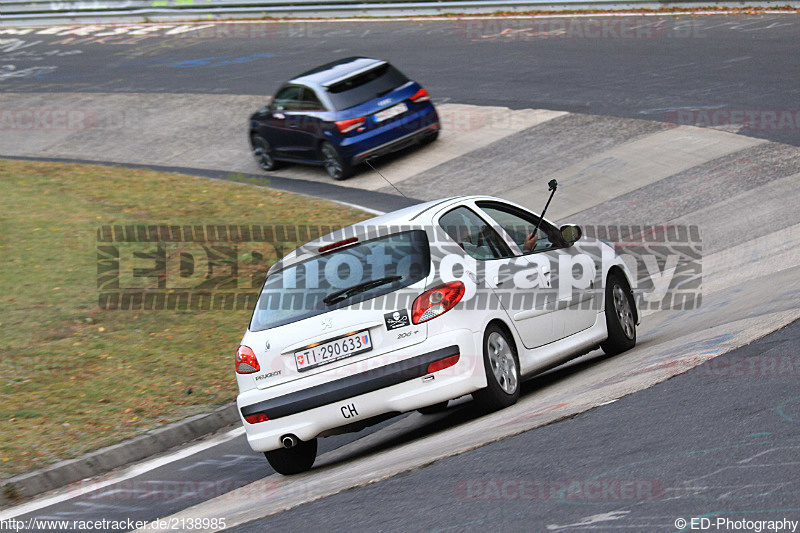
323, 276, 402, 306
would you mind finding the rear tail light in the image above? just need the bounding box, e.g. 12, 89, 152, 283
244, 413, 269, 424
411, 281, 465, 324
335, 117, 366, 133
235, 345, 260, 374
427, 354, 460, 374
410, 88, 430, 103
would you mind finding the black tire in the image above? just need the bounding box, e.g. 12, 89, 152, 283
320, 142, 351, 181
600, 271, 637, 356
264, 438, 317, 475
251, 135, 282, 171
473, 324, 520, 412
420, 129, 439, 145
417, 400, 449, 415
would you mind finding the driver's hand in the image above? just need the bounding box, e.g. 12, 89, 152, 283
523, 233, 538, 252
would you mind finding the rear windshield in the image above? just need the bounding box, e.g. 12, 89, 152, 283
325, 63, 409, 111
250, 230, 430, 332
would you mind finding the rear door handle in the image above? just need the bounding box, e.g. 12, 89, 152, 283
538, 265, 552, 288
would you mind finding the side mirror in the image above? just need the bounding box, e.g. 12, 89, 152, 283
560, 224, 582, 245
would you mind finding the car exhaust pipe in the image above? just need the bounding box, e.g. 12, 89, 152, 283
281, 434, 299, 449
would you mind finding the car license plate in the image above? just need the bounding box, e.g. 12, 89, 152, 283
295, 331, 372, 372
374, 102, 408, 122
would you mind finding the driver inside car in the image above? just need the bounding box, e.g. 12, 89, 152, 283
523, 232, 539, 253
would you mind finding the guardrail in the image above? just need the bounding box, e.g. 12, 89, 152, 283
1, 0, 798, 23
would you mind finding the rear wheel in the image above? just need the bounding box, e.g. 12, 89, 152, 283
420, 129, 439, 145
251, 135, 282, 171
264, 438, 317, 475
600, 272, 637, 356
321, 142, 351, 181
473, 325, 520, 412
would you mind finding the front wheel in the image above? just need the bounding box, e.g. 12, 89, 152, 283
251, 135, 282, 172
264, 438, 317, 475
473, 325, 520, 412
320, 142, 351, 181
600, 272, 637, 356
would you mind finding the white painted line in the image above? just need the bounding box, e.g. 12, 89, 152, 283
597, 399, 619, 406
352, 106, 567, 191
330, 201, 385, 216
547, 511, 631, 531
0, 427, 245, 521
504, 126, 766, 220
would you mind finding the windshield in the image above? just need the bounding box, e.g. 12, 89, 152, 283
326, 63, 409, 110
250, 230, 430, 331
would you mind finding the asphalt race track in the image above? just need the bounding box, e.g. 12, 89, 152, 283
1, 14, 800, 532
229, 319, 800, 532
2, 15, 800, 146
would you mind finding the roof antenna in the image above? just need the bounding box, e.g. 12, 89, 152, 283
364, 159, 409, 200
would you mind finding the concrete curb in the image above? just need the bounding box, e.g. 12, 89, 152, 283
0, 403, 239, 508
0, 156, 418, 215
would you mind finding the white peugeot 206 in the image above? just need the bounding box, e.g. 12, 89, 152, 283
235, 194, 639, 474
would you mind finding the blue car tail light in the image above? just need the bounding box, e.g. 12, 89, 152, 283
409, 88, 430, 103
335, 116, 367, 133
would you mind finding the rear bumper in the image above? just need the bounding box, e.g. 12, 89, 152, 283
339, 103, 440, 165
238, 328, 485, 452
241, 345, 458, 421
351, 123, 439, 165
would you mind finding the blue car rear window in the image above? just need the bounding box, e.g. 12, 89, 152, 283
326, 64, 409, 111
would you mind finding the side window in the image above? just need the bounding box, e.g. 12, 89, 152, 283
273, 86, 302, 111
300, 88, 325, 111
477, 202, 565, 254
438, 206, 512, 260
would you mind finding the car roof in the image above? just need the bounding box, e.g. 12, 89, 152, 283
290, 57, 387, 89
353, 196, 467, 226
268, 196, 506, 273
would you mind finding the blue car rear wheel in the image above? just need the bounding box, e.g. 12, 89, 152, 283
421, 129, 439, 145
321, 142, 351, 181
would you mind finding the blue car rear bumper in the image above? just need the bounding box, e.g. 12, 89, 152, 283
338, 104, 440, 165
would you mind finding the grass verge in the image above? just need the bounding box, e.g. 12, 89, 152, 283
0, 159, 372, 479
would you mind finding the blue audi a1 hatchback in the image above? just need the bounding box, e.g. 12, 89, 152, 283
249, 57, 440, 180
